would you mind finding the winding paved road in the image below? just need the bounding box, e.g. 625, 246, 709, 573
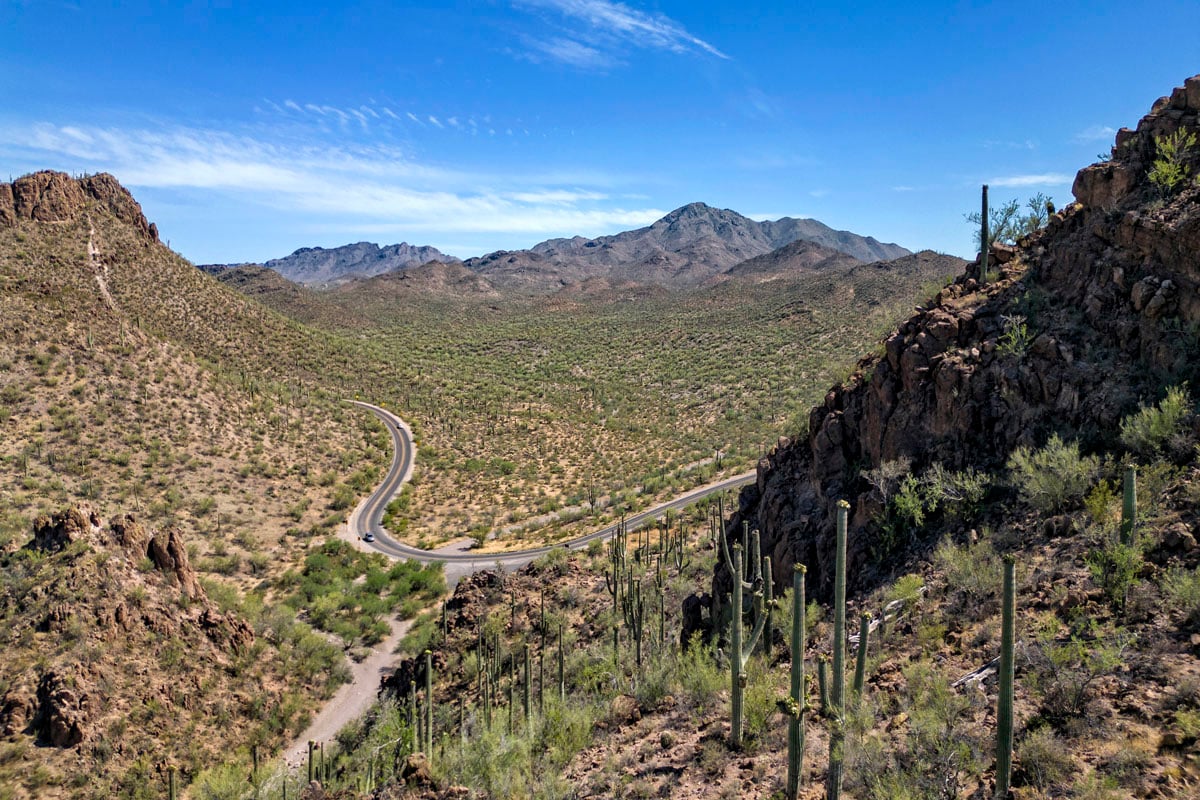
346, 400, 756, 583
287, 401, 755, 765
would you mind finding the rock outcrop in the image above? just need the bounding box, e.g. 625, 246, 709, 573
2, 505, 255, 749
720, 74, 1200, 603
0, 170, 158, 240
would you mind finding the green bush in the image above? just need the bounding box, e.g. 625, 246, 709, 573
1161, 565, 1200, 630
933, 537, 1003, 620
1148, 129, 1197, 198
676, 639, 725, 714
1119, 385, 1194, 461
1086, 538, 1143, 613
1007, 434, 1099, 513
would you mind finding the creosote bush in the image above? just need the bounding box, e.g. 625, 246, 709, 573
1008, 434, 1099, 513
1119, 384, 1194, 462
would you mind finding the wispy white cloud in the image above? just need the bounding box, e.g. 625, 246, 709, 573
514, 0, 728, 67
1074, 124, 1117, 143
428, 115, 444, 128
4, 121, 662, 239
507, 189, 609, 204
891, 186, 915, 192
521, 36, 613, 68
988, 173, 1073, 188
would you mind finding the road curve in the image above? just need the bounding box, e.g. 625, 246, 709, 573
347, 400, 755, 576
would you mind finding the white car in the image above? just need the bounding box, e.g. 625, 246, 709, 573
363, 532, 375, 543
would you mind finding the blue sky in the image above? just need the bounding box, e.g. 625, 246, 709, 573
3, 1, 1198, 264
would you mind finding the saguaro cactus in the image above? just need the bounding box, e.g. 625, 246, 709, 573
424, 650, 434, 759
995, 556, 1017, 798
1121, 464, 1137, 544
827, 499, 849, 800
720, 524, 771, 749
786, 564, 808, 800
854, 611, 872, 701
980, 184, 990, 283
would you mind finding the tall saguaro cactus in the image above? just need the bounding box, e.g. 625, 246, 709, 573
721, 524, 771, 749
786, 564, 808, 800
827, 499, 849, 800
854, 611, 872, 702
980, 184, 990, 284
424, 650, 434, 759
1121, 464, 1137, 544
995, 556, 1017, 799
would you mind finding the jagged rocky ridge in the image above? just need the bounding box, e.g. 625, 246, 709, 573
0, 170, 159, 241
720, 74, 1200, 602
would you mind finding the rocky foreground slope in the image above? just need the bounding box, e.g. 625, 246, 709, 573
726, 74, 1200, 602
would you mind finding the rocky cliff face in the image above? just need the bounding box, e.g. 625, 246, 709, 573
0, 170, 158, 241
720, 75, 1200, 603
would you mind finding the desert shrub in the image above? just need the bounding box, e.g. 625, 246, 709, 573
740, 655, 777, 747
1008, 434, 1099, 513
537, 698, 597, 768
1015, 727, 1074, 790
676, 639, 725, 714
1119, 384, 1194, 461
853, 662, 986, 799
1030, 620, 1134, 725
1086, 537, 1143, 614
531, 546, 570, 577
1148, 129, 1197, 198
998, 314, 1032, 359
1084, 479, 1119, 525
933, 537, 1003, 620
1161, 565, 1200, 630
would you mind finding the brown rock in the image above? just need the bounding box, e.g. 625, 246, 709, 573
35, 670, 90, 747
0, 683, 36, 737
1186, 75, 1200, 110
399, 752, 435, 786
0, 170, 156, 239
1162, 522, 1197, 552
30, 504, 102, 553
608, 694, 641, 726
991, 243, 1017, 264
1072, 161, 1135, 210
147, 528, 203, 599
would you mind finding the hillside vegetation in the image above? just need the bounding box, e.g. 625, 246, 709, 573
224, 251, 961, 549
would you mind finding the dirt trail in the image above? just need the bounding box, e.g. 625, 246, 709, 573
86, 216, 117, 311
281, 615, 412, 768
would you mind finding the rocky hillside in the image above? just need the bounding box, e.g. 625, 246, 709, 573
724, 74, 1200, 601
0, 505, 342, 799
201, 241, 460, 286
466, 203, 910, 292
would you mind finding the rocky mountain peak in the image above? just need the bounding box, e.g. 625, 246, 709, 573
0, 170, 158, 241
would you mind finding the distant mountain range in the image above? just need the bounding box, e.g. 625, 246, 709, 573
199, 203, 910, 291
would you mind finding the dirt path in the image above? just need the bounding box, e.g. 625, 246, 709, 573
281, 615, 412, 768
86, 216, 117, 311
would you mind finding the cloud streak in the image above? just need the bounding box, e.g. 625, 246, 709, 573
515, 0, 728, 67
5, 122, 664, 239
